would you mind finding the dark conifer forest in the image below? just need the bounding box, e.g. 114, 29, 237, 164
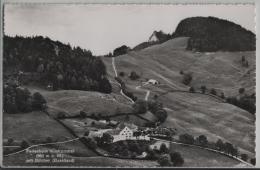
174, 17, 256, 52
3, 35, 112, 93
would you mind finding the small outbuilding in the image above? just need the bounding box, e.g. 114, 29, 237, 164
147, 79, 159, 85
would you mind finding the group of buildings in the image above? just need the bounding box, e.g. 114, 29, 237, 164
88, 121, 173, 143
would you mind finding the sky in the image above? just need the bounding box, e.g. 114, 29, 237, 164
4, 4, 255, 55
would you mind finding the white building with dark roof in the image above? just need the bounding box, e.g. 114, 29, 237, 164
106, 123, 150, 142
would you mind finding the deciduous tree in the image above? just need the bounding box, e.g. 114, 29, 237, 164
170, 152, 184, 166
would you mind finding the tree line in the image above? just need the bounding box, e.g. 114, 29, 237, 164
4, 35, 112, 93
3, 84, 46, 114
178, 133, 255, 165
132, 99, 168, 124
188, 83, 255, 115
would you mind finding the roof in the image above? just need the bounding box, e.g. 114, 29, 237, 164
148, 79, 158, 82
116, 122, 138, 131
148, 31, 159, 42
106, 129, 121, 135
105, 122, 138, 136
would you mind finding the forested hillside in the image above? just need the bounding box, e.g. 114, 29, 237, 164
174, 17, 256, 52
3, 36, 112, 93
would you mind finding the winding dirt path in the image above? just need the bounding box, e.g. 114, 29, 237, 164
112, 57, 135, 103
135, 83, 150, 101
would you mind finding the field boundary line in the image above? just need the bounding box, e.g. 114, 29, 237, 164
152, 137, 253, 167
4, 137, 80, 157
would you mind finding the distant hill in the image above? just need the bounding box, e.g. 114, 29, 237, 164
3, 35, 112, 93
174, 16, 256, 52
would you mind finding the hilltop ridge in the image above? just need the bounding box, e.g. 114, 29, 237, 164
133, 16, 255, 52
174, 16, 255, 52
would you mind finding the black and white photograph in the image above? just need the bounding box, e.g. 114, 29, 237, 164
1, 1, 257, 167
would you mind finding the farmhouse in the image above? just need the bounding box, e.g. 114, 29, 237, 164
147, 79, 159, 85
106, 123, 150, 142
148, 31, 159, 42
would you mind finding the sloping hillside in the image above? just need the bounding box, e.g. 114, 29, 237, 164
160, 92, 255, 157
104, 37, 255, 96
25, 86, 133, 117
101, 36, 255, 157
3, 111, 97, 160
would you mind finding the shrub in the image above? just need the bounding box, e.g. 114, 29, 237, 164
32, 92, 46, 110
223, 142, 237, 156
84, 130, 90, 137
239, 88, 245, 94
3, 85, 34, 114
241, 154, 248, 161
159, 143, 169, 154
104, 52, 113, 57
241, 56, 245, 62
145, 147, 157, 160
133, 99, 148, 114
100, 133, 114, 145
131, 152, 137, 158
200, 85, 207, 94
244, 61, 249, 67
119, 71, 125, 77
148, 100, 163, 113
215, 139, 224, 151
170, 152, 184, 166
179, 133, 194, 144
155, 109, 168, 123
241, 56, 249, 67
99, 78, 112, 94
145, 122, 156, 128
4, 148, 10, 155
158, 155, 171, 167
7, 138, 14, 145
85, 138, 97, 149
129, 71, 140, 80
91, 121, 96, 126
220, 92, 225, 99
15, 88, 33, 113
153, 94, 158, 100
80, 111, 87, 118
210, 88, 217, 95
189, 87, 195, 93
179, 70, 184, 75
20, 140, 29, 149
196, 135, 208, 146
115, 76, 137, 101
148, 100, 168, 122
113, 45, 130, 56
46, 137, 53, 143
57, 112, 66, 119
182, 73, 192, 85
250, 158, 256, 165
226, 96, 255, 114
